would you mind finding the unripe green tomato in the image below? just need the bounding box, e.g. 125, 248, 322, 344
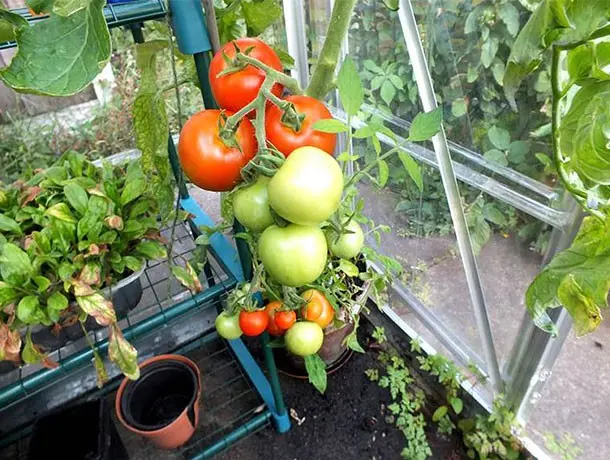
326, 220, 364, 260
285, 321, 324, 357
233, 176, 274, 232
215, 311, 243, 340
268, 146, 343, 226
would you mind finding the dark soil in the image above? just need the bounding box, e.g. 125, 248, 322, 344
223, 318, 467, 460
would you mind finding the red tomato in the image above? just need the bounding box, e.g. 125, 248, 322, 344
265, 95, 336, 157
301, 289, 335, 329
178, 109, 257, 192
209, 38, 283, 113
239, 310, 269, 336
265, 301, 286, 336
275, 310, 296, 330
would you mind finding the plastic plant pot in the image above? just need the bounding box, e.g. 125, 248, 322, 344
27, 399, 128, 460
115, 354, 201, 450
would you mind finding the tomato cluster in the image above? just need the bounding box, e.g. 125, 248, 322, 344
191, 38, 364, 357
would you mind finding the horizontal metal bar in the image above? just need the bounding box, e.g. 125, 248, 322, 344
331, 107, 572, 229
1, 0, 167, 50
363, 104, 559, 201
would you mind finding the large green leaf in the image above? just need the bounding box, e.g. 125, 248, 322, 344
407, 108, 443, 141
304, 353, 327, 394
53, 0, 92, 17
0, 0, 110, 96
337, 56, 364, 117
0, 243, 32, 285
526, 217, 610, 336
0, 8, 28, 44
242, 0, 282, 36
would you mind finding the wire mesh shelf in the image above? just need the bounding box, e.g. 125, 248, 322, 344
0, 219, 238, 440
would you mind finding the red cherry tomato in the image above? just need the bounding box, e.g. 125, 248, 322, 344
178, 109, 257, 192
275, 310, 296, 330
209, 38, 283, 113
239, 310, 269, 337
265, 95, 336, 157
265, 301, 286, 336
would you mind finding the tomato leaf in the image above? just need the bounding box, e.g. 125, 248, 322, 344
53, 0, 92, 17
338, 259, 360, 277
0, 0, 110, 96
337, 56, 364, 117
304, 353, 327, 394
312, 119, 349, 133
0, 8, 28, 43
382, 0, 399, 11
397, 152, 423, 192
108, 323, 140, 380
407, 108, 442, 142
242, 0, 282, 36
377, 160, 389, 188
343, 316, 365, 354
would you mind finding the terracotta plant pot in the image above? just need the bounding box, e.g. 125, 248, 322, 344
115, 354, 201, 449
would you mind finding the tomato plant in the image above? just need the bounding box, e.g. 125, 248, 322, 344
233, 176, 274, 232
239, 310, 269, 336
275, 310, 296, 330
215, 311, 243, 340
284, 321, 324, 357
326, 220, 365, 260
265, 95, 336, 157
209, 37, 283, 113
258, 224, 328, 287
268, 146, 344, 226
178, 109, 257, 192
301, 289, 335, 329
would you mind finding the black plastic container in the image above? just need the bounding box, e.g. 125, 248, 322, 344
120, 360, 199, 431
28, 399, 128, 460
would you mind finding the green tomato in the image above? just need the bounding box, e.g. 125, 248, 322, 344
258, 224, 327, 287
233, 176, 274, 232
285, 321, 324, 357
268, 146, 343, 225
326, 220, 364, 259
215, 311, 243, 340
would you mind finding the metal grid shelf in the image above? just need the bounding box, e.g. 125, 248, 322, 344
0, 219, 238, 439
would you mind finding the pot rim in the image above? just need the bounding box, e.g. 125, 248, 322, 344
115, 354, 202, 436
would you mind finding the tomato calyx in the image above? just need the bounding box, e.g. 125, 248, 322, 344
217, 111, 244, 152
278, 102, 307, 133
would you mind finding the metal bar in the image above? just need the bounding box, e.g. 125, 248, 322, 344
193, 51, 218, 109
282, 0, 310, 89
190, 411, 272, 459
397, 0, 502, 392
201, 0, 221, 53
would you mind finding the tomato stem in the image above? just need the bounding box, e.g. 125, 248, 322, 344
344, 141, 408, 189
235, 53, 303, 95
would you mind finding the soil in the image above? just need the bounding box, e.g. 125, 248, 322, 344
223, 318, 467, 460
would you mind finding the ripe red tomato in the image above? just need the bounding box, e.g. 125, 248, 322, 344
275, 310, 296, 330
265, 95, 336, 157
209, 38, 283, 113
178, 109, 257, 192
265, 301, 285, 336
301, 289, 335, 329
239, 310, 269, 336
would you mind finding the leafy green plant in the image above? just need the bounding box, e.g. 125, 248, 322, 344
0, 152, 192, 382
504, 0, 610, 335
544, 432, 582, 460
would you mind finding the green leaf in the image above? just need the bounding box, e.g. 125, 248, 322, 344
109, 323, 140, 380
499, 3, 520, 37
304, 353, 327, 394
45, 203, 77, 223
171, 262, 203, 293
382, 0, 399, 11
451, 99, 467, 118
481, 37, 499, 68
63, 183, 89, 216
353, 126, 374, 139
27, 0, 54, 14
377, 160, 389, 187
344, 318, 365, 353
120, 178, 147, 206
492, 61, 506, 85
567, 43, 594, 83
0, 0, 111, 96
508, 140, 530, 164
488, 126, 511, 150
408, 108, 442, 141
503, 1, 553, 109
380, 80, 396, 105
79, 262, 101, 286
242, 0, 282, 36
0, 243, 32, 285
525, 217, 610, 336
53, 0, 92, 17
398, 152, 423, 192
33, 275, 51, 293
0, 282, 17, 306
484, 149, 508, 166
22, 330, 46, 365
338, 259, 360, 277
272, 46, 295, 69
0, 214, 22, 234
17, 296, 40, 324
135, 241, 168, 260
388, 74, 403, 90
482, 204, 507, 226
0, 9, 28, 43
47, 292, 69, 312
312, 119, 349, 133
337, 56, 364, 117
450, 397, 464, 415
58, 262, 75, 281
123, 256, 144, 273
75, 291, 116, 326
433, 405, 448, 422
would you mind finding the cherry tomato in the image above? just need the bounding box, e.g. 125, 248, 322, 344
268, 146, 343, 226
301, 289, 335, 329
215, 311, 242, 340
239, 310, 269, 336
275, 310, 296, 330
265, 95, 336, 157
326, 220, 365, 260
265, 301, 285, 336
209, 38, 283, 113
178, 109, 257, 192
